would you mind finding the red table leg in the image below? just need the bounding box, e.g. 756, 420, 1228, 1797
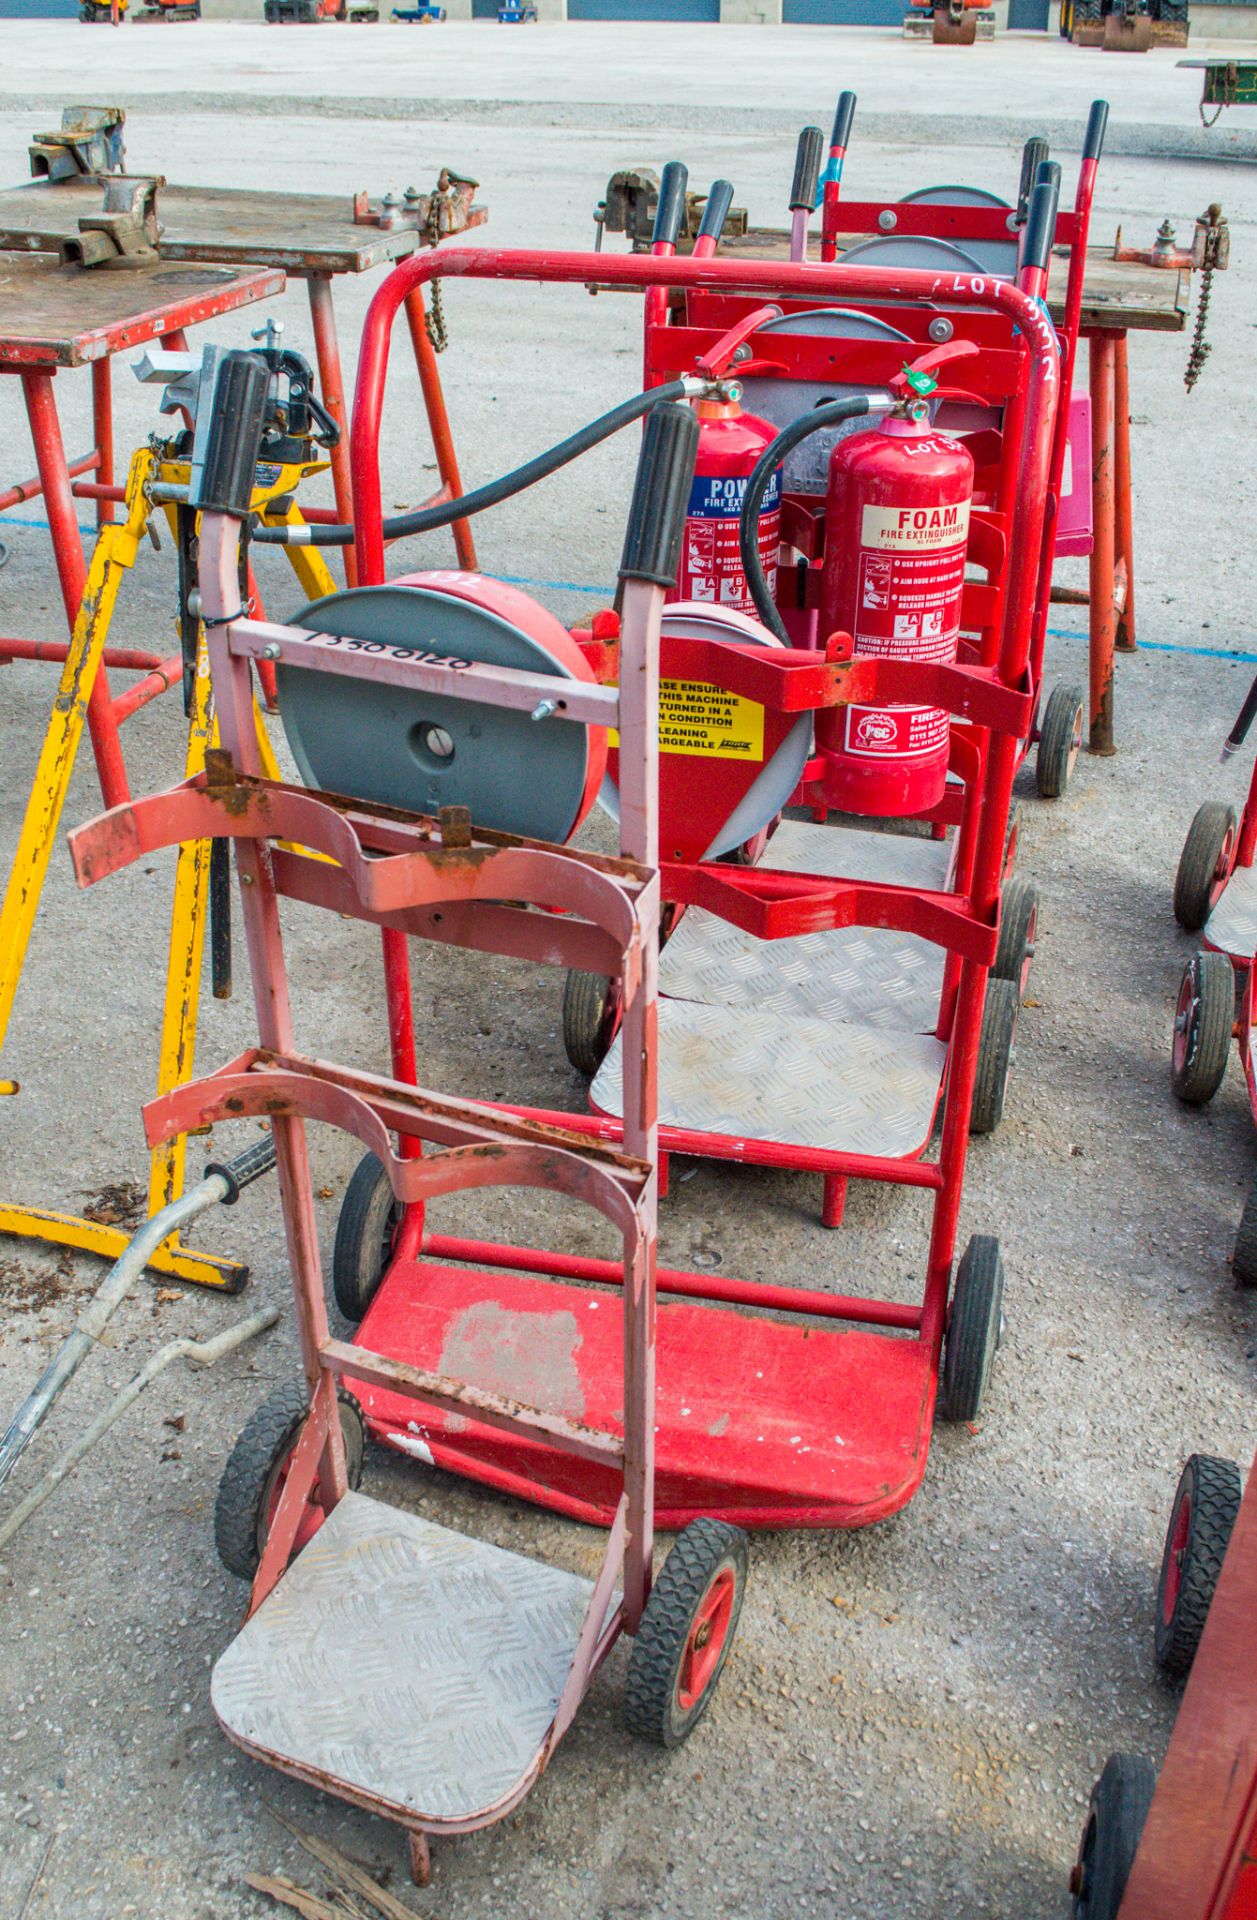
20, 367, 128, 808
91, 360, 115, 530
306, 273, 358, 589
1087, 333, 1117, 757
402, 285, 478, 572
1113, 331, 1136, 654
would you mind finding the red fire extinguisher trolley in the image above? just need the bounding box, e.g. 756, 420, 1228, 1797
1070, 1447, 1257, 1920
321, 243, 1058, 1535
1168, 667, 1257, 1288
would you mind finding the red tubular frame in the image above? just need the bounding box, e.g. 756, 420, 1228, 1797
338, 247, 1055, 1526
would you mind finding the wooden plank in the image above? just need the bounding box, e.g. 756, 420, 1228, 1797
0, 256, 284, 367
0, 181, 485, 275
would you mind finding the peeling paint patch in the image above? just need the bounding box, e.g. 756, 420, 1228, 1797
439, 1299, 585, 1434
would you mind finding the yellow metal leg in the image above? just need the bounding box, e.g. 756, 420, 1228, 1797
0, 453, 151, 1094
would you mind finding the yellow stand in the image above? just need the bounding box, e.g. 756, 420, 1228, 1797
0, 448, 337, 1291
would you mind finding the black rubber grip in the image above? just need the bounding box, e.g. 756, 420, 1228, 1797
206, 1134, 277, 1205
697, 180, 735, 245
652, 161, 689, 248
1084, 98, 1109, 163
1022, 175, 1060, 274
193, 351, 268, 518
1227, 671, 1257, 755
618, 402, 699, 589
1017, 137, 1049, 224
830, 90, 856, 151
790, 127, 825, 212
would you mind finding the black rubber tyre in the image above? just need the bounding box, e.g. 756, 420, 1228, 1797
624, 1519, 748, 1749
1036, 682, 1085, 801
1071, 1753, 1158, 1920
1170, 949, 1233, 1106
214, 1379, 365, 1580
1173, 802, 1237, 932
970, 976, 1018, 1136
942, 1234, 1005, 1423
1154, 1452, 1242, 1679
1233, 1175, 1257, 1287
994, 877, 1039, 994
332, 1151, 402, 1324
562, 969, 619, 1077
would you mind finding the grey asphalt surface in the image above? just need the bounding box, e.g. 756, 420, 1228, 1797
0, 31, 1255, 1920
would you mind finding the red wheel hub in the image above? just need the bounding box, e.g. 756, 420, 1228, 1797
677, 1569, 736, 1712
1172, 970, 1196, 1077
1162, 1490, 1191, 1624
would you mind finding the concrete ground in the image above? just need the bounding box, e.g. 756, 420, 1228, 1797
0, 25, 1255, 1920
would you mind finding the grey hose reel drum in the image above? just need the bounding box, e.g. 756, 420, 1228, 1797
277, 571, 607, 844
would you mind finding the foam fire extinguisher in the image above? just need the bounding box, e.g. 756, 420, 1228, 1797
813, 348, 976, 817
735, 340, 980, 818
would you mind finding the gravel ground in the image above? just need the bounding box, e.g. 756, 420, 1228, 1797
0, 37, 1255, 1920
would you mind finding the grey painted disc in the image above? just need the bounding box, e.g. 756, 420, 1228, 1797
840, 232, 1016, 279
900, 185, 1011, 209
278, 584, 594, 843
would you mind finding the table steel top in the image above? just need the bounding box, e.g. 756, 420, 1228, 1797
0, 254, 284, 368
0, 181, 485, 276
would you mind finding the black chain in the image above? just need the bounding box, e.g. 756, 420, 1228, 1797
424, 189, 448, 355
1185, 258, 1213, 391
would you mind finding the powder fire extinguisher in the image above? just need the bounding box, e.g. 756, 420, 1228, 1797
814, 348, 977, 817
671, 387, 782, 618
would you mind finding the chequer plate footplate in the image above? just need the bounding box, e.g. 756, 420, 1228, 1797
593, 999, 946, 1157
1206, 864, 1257, 964
211, 1493, 592, 1823
660, 822, 950, 1031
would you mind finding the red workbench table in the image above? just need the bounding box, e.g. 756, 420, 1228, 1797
0, 252, 284, 808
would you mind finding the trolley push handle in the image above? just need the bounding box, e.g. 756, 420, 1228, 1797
1222, 670, 1257, 762
651, 160, 689, 253
619, 401, 699, 589
1019, 170, 1061, 292
827, 90, 857, 167
789, 126, 825, 212
789, 126, 824, 263
190, 350, 270, 520
1083, 98, 1109, 163
1016, 136, 1049, 227
693, 179, 734, 259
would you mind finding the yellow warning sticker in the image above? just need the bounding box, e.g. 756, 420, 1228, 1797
610, 679, 765, 760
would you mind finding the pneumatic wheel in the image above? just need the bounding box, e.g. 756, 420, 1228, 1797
332, 1151, 402, 1324
1233, 1176, 1257, 1287
1173, 802, 1237, 931
942, 1234, 1004, 1422
970, 977, 1019, 1135
214, 1380, 365, 1580
562, 969, 621, 1077
1154, 1452, 1242, 1679
1035, 682, 1085, 800
993, 877, 1039, 995
624, 1518, 748, 1749
1071, 1754, 1157, 1920
1170, 949, 1233, 1105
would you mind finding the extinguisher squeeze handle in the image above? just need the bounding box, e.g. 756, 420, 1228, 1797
829, 91, 857, 155
696, 179, 735, 248
1021, 171, 1061, 276
1016, 137, 1049, 226
652, 161, 689, 250
790, 127, 825, 212
891, 338, 979, 398
619, 402, 699, 590
1083, 99, 1109, 163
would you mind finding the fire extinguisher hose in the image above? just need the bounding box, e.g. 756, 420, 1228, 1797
252, 377, 696, 549
737, 392, 891, 642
